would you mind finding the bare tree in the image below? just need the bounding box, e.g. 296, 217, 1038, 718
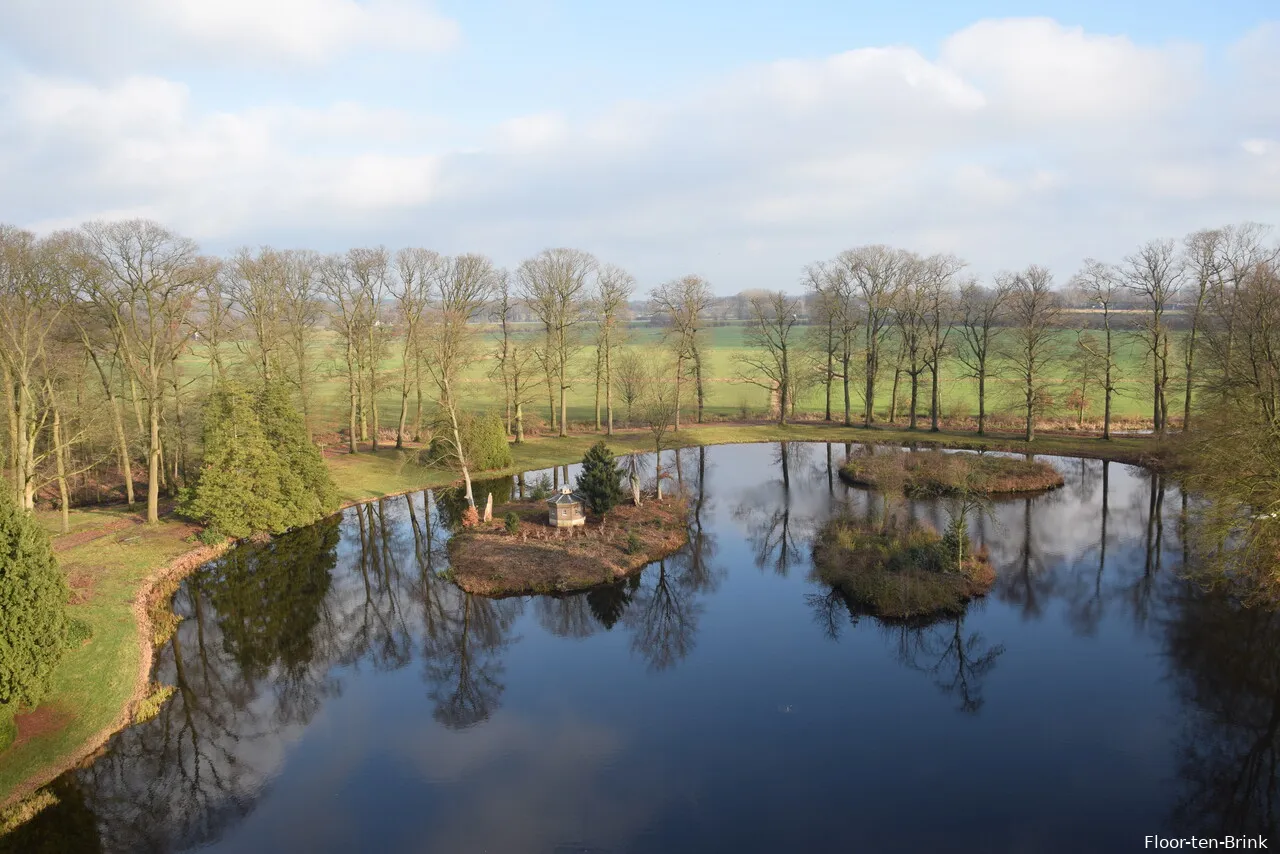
392, 248, 443, 448
838, 245, 906, 426
518, 248, 596, 437
1121, 238, 1182, 435
920, 254, 962, 432
650, 274, 714, 429
225, 247, 287, 382
737, 291, 802, 424
1071, 259, 1123, 439
596, 264, 634, 435
80, 220, 207, 523
891, 256, 930, 430
639, 370, 679, 499
615, 348, 647, 427
280, 250, 323, 442
351, 247, 391, 449
0, 226, 61, 509
422, 254, 498, 507
954, 280, 1010, 436
1180, 229, 1223, 432
320, 253, 366, 454
1003, 265, 1061, 442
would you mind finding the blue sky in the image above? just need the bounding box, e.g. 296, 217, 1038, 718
1, 1, 1277, 292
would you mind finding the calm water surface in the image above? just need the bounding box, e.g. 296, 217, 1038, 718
9, 442, 1279, 853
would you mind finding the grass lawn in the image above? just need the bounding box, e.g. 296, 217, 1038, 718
0, 419, 1158, 815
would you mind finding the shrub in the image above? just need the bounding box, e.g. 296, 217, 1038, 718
624, 530, 643, 555
424, 411, 513, 472
530, 474, 552, 501
197, 527, 225, 546
66, 618, 93, 647
575, 441, 625, 515
461, 506, 480, 529
504, 512, 520, 535
0, 483, 69, 750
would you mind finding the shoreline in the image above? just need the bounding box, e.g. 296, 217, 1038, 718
0, 422, 1163, 818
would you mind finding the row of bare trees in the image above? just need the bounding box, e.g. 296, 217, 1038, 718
4, 218, 1277, 525
761, 226, 1278, 442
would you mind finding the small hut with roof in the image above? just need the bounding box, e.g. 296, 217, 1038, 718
547, 485, 586, 528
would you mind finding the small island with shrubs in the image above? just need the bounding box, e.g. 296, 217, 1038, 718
839, 446, 1064, 497
813, 514, 996, 621
446, 442, 689, 596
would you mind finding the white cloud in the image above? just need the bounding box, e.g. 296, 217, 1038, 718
0, 0, 458, 72
2, 17, 1278, 288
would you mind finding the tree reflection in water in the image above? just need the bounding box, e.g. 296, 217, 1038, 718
12, 447, 1280, 854
1165, 579, 1280, 836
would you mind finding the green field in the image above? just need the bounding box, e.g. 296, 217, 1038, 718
190, 324, 1170, 435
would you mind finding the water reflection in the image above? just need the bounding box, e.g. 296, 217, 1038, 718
4, 443, 1278, 853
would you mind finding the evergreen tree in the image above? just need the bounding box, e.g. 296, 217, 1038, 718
576, 441, 625, 515
256, 381, 339, 520
425, 411, 512, 473
183, 382, 303, 539
0, 483, 69, 750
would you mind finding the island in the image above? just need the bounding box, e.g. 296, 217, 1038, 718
812, 515, 996, 621
839, 447, 1064, 496
447, 493, 690, 597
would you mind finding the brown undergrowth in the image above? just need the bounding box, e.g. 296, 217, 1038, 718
448, 498, 690, 596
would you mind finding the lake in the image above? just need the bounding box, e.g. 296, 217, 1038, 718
7, 442, 1278, 853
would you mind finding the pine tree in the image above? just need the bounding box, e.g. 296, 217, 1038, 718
183, 382, 303, 539
0, 483, 69, 750
256, 381, 339, 521
576, 441, 625, 515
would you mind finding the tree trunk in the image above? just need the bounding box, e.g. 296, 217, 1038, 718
515, 401, 524, 444
842, 347, 852, 427
90, 353, 135, 505
51, 395, 70, 533
674, 356, 682, 432
605, 338, 614, 436
147, 392, 161, 524
1025, 381, 1035, 443
345, 344, 359, 453
929, 362, 940, 432
977, 368, 986, 436
693, 344, 705, 424
908, 372, 919, 430
594, 346, 602, 432
369, 360, 380, 451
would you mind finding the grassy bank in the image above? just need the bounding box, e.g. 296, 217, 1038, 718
1, 420, 1158, 813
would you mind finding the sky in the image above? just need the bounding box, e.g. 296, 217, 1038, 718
1, 1, 1277, 293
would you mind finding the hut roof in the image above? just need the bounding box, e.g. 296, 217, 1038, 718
547, 486, 581, 505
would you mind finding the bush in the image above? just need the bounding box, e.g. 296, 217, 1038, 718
66, 618, 93, 647
424, 411, 513, 472
504, 512, 520, 535
461, 506, 480, 529
0, 483, 69, 750
530, 474, 552, 501
624, 530, 643, 555
197, 527, 224, 546
575, 441, 625, 515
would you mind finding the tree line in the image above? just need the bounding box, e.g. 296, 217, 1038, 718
2, 219, 1277, 529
